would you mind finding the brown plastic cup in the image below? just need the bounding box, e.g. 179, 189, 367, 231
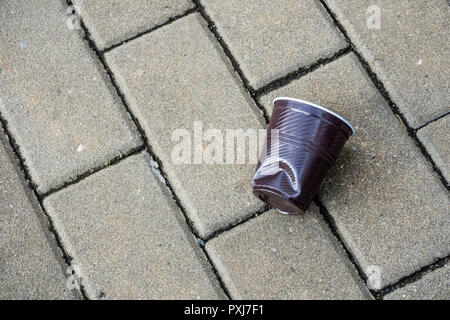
252, 97, 354, 214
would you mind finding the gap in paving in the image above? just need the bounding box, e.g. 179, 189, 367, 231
101, 7, 197, 54
318, 0, 449, 189
64, 0, 233, 299
379, 255, 449, 298
254, 46, 351, 97
204, 205, 271, 242
41, 145, 145, 199
313, 196, 377, 298
0, 112, 87, 300
191, 0, 270, 124
316, 194, 450, 299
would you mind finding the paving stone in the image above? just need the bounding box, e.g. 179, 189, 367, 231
43, 152, 224, 299
206, 206, 371, 299
105, 14, 265, 239
0, 129, 75, 300
202, 0, 347, 89
385, 264, 450, 300
417, 115, 450, 184
324, 0, 450, 128
0, 0, 142, 194
259, 53, 450, 287
72, 0, 194, 50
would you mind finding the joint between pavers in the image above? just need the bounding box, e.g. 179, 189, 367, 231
314, 196, 377, 299
318, 0, 449, 190
254, 46, 352, 97
0, 109, 87, 300
415, 111, 450, 131
41, 144, 146, 199
204, 205, 271, 243
191, 0, 270, 125
378, 255, 449, 299
316, 196, 450, 300
100, 7, 198, 54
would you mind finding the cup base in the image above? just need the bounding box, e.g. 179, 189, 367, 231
253, 188, 306, 215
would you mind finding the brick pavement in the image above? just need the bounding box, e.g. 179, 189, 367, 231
0, 0, 448, 299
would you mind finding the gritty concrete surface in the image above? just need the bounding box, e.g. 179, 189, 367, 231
417, 115, 450, 184
0, 0, 142, 194
0, 129, 75, 300
203, 0, 347, 89
105, 13, 265, 239
72, 0, 194, 50
259, 53, 450, 287
206, 206, 372, 300
43, 152, 224, 300
385, 264, 450, 300
324, 0, 450, 128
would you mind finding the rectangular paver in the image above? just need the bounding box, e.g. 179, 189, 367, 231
206, 207, 372, 299
417, 115, 450, 184
0, 0, 142, 194
202, 0, 347, 89
43, 152, 224, 299
0, 129, 75, 300
72, 0, 194, 50
105, 14, 265, 239
259, 53, 450, 287
325, 0, 450, 128
385, 264, 449, 300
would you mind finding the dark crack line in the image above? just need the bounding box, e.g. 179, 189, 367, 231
41, 145, 145, 199
379, 255, 449, 298
314, 196, 376, 298
101, 7, 197, 54
315, 0, 450, 298
191, 0, 270, 124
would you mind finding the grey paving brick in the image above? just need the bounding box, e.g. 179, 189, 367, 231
0, 0, 142, 194
72, 0, 194, 50
202, 0, 347, 89
105, 14, 265, 239
385, 265, 450, 300
324, 0, 450, 128
43, 152, 224, 299
259, 53, 450, 287
206, 206, 371, 299
417, 115, 450, 184
0, 129, 75, 300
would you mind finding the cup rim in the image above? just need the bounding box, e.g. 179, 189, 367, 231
273, 97, 355, 135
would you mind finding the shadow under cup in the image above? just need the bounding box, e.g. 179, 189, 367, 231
252, 97, 354, 215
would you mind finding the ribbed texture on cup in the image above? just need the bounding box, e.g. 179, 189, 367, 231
252, 98, 353, 214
